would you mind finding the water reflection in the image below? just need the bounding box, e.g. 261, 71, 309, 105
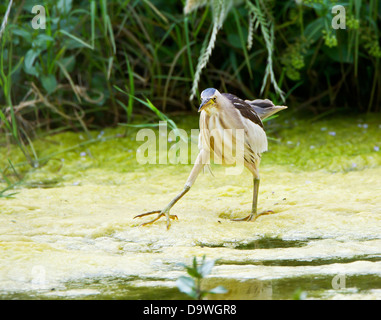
203, 278, 272, 300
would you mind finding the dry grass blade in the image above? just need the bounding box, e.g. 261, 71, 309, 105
0, 0, 13, 40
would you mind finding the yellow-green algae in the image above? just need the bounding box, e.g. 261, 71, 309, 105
0, 114, 381, 299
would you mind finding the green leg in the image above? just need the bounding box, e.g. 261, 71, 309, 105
134, 185, 190, 229
232, 177, 273, 222
251, 177, 260, 218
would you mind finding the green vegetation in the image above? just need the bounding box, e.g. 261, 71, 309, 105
0, 114, 380, 194
176, 255, 227, 300
0, 0, 380, 185
0, 0, 380, 301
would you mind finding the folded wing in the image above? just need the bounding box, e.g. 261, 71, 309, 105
244, 99, 287, 120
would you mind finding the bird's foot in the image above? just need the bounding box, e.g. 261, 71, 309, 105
231, 210, 274, 222
133, 210, 178, 229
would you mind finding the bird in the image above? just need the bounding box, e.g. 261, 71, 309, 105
134, 88, 287, 229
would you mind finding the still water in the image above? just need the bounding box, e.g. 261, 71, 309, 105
1, 115, 381, 299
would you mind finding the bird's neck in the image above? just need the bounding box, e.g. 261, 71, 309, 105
202, 105, 220, 116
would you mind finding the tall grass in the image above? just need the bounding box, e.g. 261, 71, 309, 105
0, 0, 380, 175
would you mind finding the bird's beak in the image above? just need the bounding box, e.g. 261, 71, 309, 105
198, 98, 212, 112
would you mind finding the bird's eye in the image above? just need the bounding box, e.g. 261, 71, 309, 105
213, 97, 216, 102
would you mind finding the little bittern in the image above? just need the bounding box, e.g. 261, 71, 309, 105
134, 88, 287, 229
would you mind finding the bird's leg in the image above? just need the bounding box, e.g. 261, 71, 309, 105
134, 185, 190, 229
134, 150, 208, 229
232, 177, 273, 222
249, 178, 274, 221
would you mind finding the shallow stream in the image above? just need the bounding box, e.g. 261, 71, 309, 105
1, 115, 380, 299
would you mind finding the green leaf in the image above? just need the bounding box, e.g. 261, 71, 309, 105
185, 265, 202, 279
24, 49, 41, 76
193, 256, 198, 269
227, 33, 241, 49
198, 259, 215, 278
124, 55, 134, 123
0, 109, 11, 132
113, 85, 186, 142
176, 276, 197, 298
208, 285, 228, 295
322, 45, 353, 64
304, 17, 325, 43
90, 0, 96, 48
186, 257, 202, 278
322, 31, 354, 64
57, 0, 72, 15
41, 74, 57, 94
59, 30, 93, 50
34, 34, 54, 49
11, 26, 32, 43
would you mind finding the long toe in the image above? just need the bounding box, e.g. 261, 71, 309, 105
134, 210, 161, 219
138, 213, 165, 227
135, 212, 178, 229
250, 210, 274, 221
231, 214, 253, 222
232, 210, 274, 222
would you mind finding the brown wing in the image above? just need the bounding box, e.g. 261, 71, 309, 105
222, 93, 264, 129
245, 99, 287, 120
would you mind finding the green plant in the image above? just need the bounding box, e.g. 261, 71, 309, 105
278, 0, 380, 111
114, 84, 186, 142
292, 288, 307, 300
176, 255, 227, 300
0, 159, 22, 198
185, 0, 285, 101
0, 0, 380, 180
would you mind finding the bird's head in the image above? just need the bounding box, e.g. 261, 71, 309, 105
198, 88, 221, 113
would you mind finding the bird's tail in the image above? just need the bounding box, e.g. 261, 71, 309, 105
245, 99, 287, 120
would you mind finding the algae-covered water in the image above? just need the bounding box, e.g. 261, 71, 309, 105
1, 114, 381, 299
